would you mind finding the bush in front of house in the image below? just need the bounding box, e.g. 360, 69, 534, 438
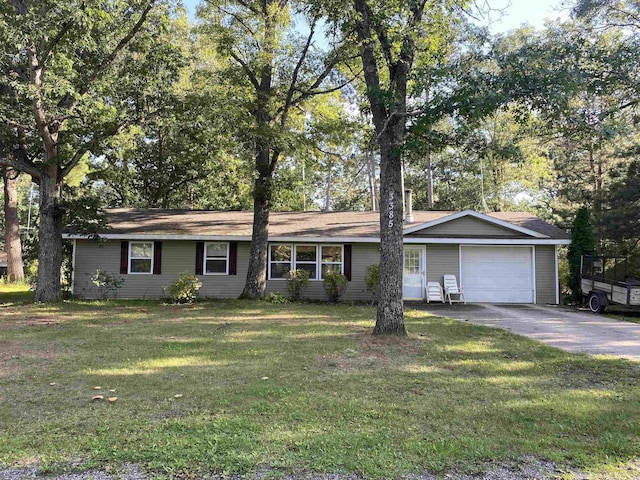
165, 272, 202, 304
287, 269, 310, 301
364, 264, 379, 303
90, 269, 124, 299
264, 291, 289, 304
323, 270, 348, 303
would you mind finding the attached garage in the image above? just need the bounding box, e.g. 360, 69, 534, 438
460, 246, 535, 303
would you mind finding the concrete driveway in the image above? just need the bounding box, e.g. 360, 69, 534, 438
416, 303, 640, 361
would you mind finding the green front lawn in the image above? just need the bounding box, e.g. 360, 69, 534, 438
0, 291, 639, 478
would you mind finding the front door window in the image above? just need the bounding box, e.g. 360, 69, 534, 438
403, 247, 425, 299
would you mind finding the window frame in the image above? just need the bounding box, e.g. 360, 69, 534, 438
128, 241, 154, 275
204, 241, 230, 275
267, 243, 344, 281
319, 244, 344, 280
268, 243, 293, 280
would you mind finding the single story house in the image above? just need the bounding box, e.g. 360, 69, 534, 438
64, 208, 571, 303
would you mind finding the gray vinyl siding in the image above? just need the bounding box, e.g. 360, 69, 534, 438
74, 240, 247, 299
264, 243, 380, 301
409, 216, 522, 237
425, 244, 459, 284
74, 240, 380, 301
535, 245, 557, 304
73, 239, 558, 304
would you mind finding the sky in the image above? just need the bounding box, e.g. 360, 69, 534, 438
181, 0, 569, 34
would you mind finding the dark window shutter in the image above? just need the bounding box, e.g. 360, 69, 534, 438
344, 244, 352, 281
120, 241, 129, 274
195, 241, 204, 275
229, 241, 238, 275
153, 241, 162, 275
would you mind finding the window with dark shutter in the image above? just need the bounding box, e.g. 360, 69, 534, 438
229, 242, 238, 275
153, 241, 162, 275
344, 244, 352, 281
120, 241, 129, 274
195, 242, 204, 275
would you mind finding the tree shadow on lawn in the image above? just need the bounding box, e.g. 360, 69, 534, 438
0, 300, 639, 477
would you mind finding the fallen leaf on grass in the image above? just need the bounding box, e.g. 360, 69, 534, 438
49, 382, 56, 386
91, 395, 104, 401
174, 394, 183, 399
261, 377, 269, 381
109, 389, 116, 393
108, 397, 118, 403
94, 386, 102, 390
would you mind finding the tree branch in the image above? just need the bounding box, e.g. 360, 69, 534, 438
229, 49, 260, 89
219, 6, 257, 36
280, 18, 317, 127
58, 0, 157, 109
0, 140, 41, 179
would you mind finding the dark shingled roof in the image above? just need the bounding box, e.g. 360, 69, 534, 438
80, 209, 569, 240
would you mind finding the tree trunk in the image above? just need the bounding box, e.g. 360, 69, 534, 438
373, 128, 406, 335
35, 167, 63, 302
2, 167, 24, 281
367, 149, 378, 211
240, 151, 272, 299
426, 150, 434, 209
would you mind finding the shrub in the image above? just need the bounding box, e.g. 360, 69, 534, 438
287, 269, 310, 301
364, 264, 380, 303
323, 270, 348, 303
90, 269, 124, 299
264, 291, 289, 304
567, 206, 595, 301
165, 272, 202, 304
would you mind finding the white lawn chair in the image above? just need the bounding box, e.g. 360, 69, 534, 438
443, 275, 465, 305
425, 282, 445, 303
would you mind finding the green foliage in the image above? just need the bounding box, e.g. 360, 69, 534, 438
90, 270, 124, 300
568, 207, 595, 300
323, 270, 348, 303
286, 269, 310, 302
263, 291, 289, 304
364, 264, 380, 302
165, 272, 202, 304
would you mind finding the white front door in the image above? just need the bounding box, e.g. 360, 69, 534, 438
403, 246, 425, 300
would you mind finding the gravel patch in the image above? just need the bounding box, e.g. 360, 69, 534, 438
1, 457, 638, 480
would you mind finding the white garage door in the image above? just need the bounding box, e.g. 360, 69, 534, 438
461, 247, 534, 303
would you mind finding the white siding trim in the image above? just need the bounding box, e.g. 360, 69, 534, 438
403, 210, 549, 238
555, 245, 560, 305
71, 239, 76, 295
532, 246, 537, 304
458, 244, 463, 291
404, 238, 571, 245
64, 233, 571, 246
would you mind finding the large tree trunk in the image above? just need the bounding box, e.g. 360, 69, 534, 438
35, 168, 63, 302
373, 126, 406, 335
2, 167, 24, 281
240, 151, 272, 299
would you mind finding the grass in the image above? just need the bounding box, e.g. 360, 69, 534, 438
0, 280, 34, 304
1, 285, 639, 478
604, 306, 640, 324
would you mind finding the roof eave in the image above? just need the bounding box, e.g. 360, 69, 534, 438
403, 209, 550, 239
